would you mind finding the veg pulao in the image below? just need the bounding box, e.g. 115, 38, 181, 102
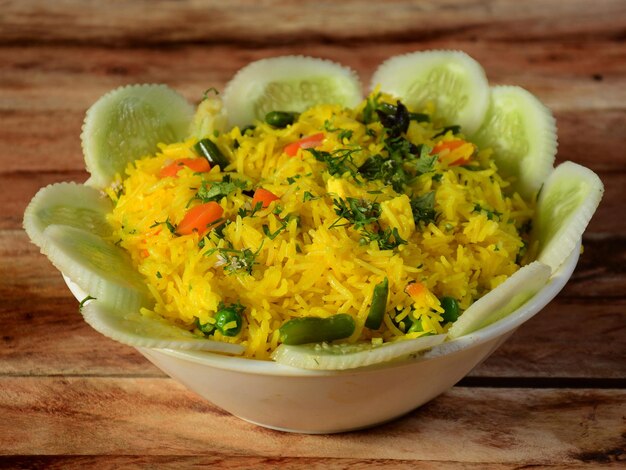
106, 92, 533, 359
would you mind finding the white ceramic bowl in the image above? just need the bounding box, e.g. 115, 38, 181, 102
65, 243, 579, 434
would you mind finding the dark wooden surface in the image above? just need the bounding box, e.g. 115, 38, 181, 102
1, 1, 625, 468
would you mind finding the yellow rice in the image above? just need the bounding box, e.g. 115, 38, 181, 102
106, 93, 533, 359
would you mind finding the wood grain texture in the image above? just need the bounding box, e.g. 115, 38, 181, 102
1, 0, 625, 45
1, 0, 625, 466
0, 378, 624, 466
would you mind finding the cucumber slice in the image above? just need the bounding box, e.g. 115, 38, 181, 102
370, 50, 489, 134
532, 161, 604, 272
42, 224, 151, 313
471, 86, 557, 199
223, 56, 362, 128
23, 182, 112, 250
81, 84, 194, 188
271, 334, 446, 370
80, 299, 244, 354
447, 261, 551, 339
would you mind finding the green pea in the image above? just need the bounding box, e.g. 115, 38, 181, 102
365, 277, 388, 330
265, 111, 298, 128
194, 138, 230, 170
214, 307, 243, 336
408, 319, 434, 336
279, 314, 355, 345
195, 317, 215, 335
440, 296, 460, 323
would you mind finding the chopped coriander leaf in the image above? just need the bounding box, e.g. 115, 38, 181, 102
303, 191, 318, 202
473, 203, 502, 221
410, 192, 437, 226
197, 174, 248, 202
338, 129, 354, 141
156, 271, 162, 279
331, 197, 381, 230
307, 148, 362, 182
238, 201, 263, 218
361, 91, 382, 124
414, 153, 438, 175
361, 227, 407, 250
286, 176, 297, 185
149, 218, 178, 235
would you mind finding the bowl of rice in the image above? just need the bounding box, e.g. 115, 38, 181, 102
25, 52, 602, 433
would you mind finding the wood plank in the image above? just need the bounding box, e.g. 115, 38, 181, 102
0, 456, 620, 470
1, 0, 625, 45
0, 378, 623, 466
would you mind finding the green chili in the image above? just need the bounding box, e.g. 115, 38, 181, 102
440, 296, 460, 323
279, 313, 355, 345
365, 277, 388, 329
265, 111, 298, 128
194, 138, 230, 170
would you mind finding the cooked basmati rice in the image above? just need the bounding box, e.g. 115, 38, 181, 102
106, 93, 533, 359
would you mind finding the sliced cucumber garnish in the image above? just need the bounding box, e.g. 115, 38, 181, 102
447, 261, 551, 339
223, 56, 362, 127
42, 224, 151, 313
23, 182, 112, 250
370, 50, 489, 134
271, 334, 446, 370
532, 161, 604, 272
81, 84, 193, 188
471, 86, 557, 199
80, 299, 244, 354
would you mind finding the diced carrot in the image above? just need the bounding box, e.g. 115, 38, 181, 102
177, 202, 224, 237
252, 188, 280, 208
160, 158, 211, 178
284, 133, 325, 157
431, 139, 466, 155
431, 139, 473, 166
405, 281, 427, 298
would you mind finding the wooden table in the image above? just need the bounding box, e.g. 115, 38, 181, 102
1, 1, 625, 467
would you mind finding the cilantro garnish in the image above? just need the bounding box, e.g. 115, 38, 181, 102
473, 203, 502, 221
410, 192, 437, 226
197, 174, 248, 203
307, 148, 362, 182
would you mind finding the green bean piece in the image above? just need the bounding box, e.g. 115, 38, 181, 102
265, 111, 298, 128
195, 318, 215, 335
409, 112, 431, 123
214, 306, 243, 336
377, 102, 430, 123
279, 313, 355, 345
365, 277, 388, 329
440, 296, 460, 323
194, 138, 230, 170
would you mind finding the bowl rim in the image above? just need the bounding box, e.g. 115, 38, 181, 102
65, 241, 580, 377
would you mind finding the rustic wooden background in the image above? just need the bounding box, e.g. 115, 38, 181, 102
1, 1, 625, 468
